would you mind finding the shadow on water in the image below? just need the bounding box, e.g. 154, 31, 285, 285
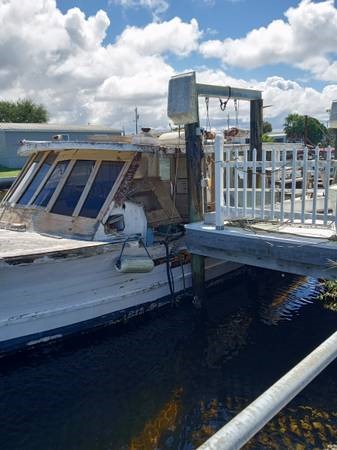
0, 268, 336, 450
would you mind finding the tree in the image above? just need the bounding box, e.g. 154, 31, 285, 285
283, 113, 328, 146
0, 99, 48, 123
263, 121, 272, 134
262, 133, 273, 142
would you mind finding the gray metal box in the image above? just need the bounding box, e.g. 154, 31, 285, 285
167, 72, 198, 125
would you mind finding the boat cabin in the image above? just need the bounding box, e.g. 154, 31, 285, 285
0, 132, 196, 241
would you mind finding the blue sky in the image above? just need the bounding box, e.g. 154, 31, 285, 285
58, 0, 317, 86
1, 0, 337, 130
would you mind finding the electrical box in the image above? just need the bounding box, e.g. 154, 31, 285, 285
167, 72, 198, 125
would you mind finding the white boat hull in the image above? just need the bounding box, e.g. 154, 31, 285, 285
0, 249, 240, 353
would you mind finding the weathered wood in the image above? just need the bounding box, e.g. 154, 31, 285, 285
250, 99, 263, 160
184, 122, 205, 303
185, 223, 337, 280
33, 210, 98, 239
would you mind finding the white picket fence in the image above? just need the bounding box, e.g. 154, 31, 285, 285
214, 134, 337, 230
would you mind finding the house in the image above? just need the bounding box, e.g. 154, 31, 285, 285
0, 123, 122, 168
267, 131, 287, 143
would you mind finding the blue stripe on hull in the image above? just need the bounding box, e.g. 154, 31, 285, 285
0, 296, 173, 355
0, 266, 246, 356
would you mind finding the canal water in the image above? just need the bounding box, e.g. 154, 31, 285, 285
1, 268, 337, 450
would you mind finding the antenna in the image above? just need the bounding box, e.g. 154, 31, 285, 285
134, 107, 139, 134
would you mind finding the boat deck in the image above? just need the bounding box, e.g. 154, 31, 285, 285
0, 229, 108, 262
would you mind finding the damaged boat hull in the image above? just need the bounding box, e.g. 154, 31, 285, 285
0, 246, 240, 354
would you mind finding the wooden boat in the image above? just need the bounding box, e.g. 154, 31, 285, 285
0, 130, 240, 353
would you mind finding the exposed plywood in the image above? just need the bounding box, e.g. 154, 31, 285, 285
129, 177, 181, 226
0, 205, 98, 240
0, 205, 34, 229
32, 210, 98, 239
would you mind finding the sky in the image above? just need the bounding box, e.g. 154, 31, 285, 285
1, 0, 337, 132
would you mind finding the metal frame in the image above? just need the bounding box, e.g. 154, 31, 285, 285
196, 82, 262, 101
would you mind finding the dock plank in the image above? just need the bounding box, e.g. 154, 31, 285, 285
185, 222, 337, 280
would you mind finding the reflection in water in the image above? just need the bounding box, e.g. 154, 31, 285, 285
245, 406, 337, 450
258, 274, 320, 325
0, 269, 336, 450
206, 310, 252, 368
127, 388, 183, 450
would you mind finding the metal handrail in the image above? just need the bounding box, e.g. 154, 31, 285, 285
198, 330, 337, 450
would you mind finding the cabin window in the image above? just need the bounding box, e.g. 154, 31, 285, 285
17, 152, 56, 205
8, 153, 41, 203
33, 160, 69, 208
79, 161, 124, 218
51, 160, 95, 216
159, 155, 171, 181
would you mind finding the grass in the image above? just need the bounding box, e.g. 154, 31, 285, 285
0, 166, 20, 178
318, 280, 337, 312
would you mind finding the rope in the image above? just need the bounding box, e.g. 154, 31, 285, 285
224, 217, 336, 250
234, 99, 239, 127
214, 157, 290, 178
115, 236, 152, 270
205, 97, 212, 131
219, 87, 231, 111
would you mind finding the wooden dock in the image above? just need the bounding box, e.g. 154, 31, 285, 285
185, 134, 337, 281
185, 220, 337, 280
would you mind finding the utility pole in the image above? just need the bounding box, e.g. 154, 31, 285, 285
304, 115, 308, 146
250, 99, 263, 160
135, 107, 139, 134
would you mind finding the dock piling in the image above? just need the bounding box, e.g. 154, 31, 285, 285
185, 122, 205, 305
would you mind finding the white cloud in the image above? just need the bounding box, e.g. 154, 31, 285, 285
112, 0, 169, 21
0, 1, 200, 129
0, 0, 335, 131
117, 17, 201, 56
200, 0, 337, 82
196, 70, 335, 129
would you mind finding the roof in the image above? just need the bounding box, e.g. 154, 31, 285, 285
268, 131, 287, 137
0, 123, 122, 133
18, 140, 160, 157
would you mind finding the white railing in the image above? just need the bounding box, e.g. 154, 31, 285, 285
214, 134, 337, 230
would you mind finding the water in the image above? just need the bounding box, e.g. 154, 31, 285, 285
0, 269, 337, 450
